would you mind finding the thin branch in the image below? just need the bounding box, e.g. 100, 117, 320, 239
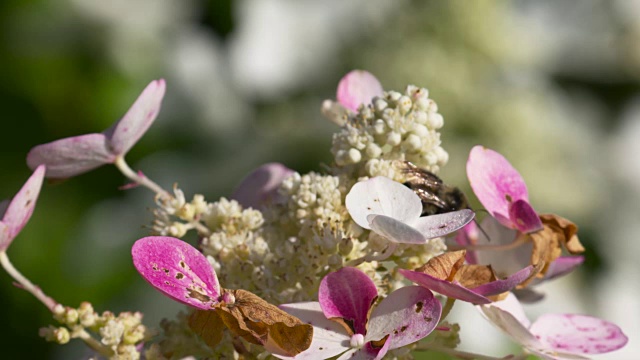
0, 251, 57, 311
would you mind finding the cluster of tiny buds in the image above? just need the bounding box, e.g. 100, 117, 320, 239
41, 302, 151, 359
153, 185, 209, 237
331, 85, 448, 179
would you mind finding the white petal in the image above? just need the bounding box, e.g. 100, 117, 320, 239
367, 214, 426, 244
479, 293, 543, 351
276, 302, 350, 360
409, 209, 475, 239
345, 176, 421, 229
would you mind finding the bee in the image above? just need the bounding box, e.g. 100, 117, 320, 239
399, 161, 470, 216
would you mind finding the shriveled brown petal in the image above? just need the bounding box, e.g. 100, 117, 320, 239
218, 289, 313, 357
455, 264, 498, 289
539, 213, 585, 253
415, 250, 466, 281
188, 310, 225, 350
529, 228, 560, 278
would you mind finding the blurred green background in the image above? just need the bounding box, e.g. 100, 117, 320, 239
1, 0, 638, 358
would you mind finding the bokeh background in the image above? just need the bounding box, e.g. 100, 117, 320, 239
0, 0, 638, 358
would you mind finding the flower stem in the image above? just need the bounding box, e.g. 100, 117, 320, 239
114, 156, 172, 200
75, 328, 113, 357
345, 242, 398, 267
440, 297, 456, 321
0, 251, 57, 312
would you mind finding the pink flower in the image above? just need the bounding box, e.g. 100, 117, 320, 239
466, 146, 543, 233
480, 293, 628, 359
0, 165, 45, 252
231, 163, 294, 209
456, 216, 584, 302
277, 267, 441, 359
27, 80, 166, 178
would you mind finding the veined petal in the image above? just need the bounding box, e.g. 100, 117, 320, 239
410, 209, 475, 239
27, 133, 115, 178
346, 176, 422, 229
474, 216, 532, 278
0, 165, 45, 251
454, 222, 479, 264
469, 265, 535, 297
318, 267, 378, 335
131, 236, 221, 310
276, 302, 350, 360
509, 199, 543, 233
467, 146, 529, 229
232, 163, 294, 209
479, 294, 542, 350
530, 314, 628, 355
336, 70, 383, 112
365, 286, 441, 350
107, 79, 166, 156
367, 214, 426, 244
398, 269, 491, 305
542, 256, 584, 281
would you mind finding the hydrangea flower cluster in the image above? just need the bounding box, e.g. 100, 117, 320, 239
0, 70, 628, 360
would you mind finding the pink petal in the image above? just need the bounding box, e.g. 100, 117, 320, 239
366, 286, 441, 350
0, 165, 45, 251
27, 133, 115, 178
454, 222, 479, 264
542, 256, 584, 281
508, 199, 543, 233
410, 209, 475, 239
107, 79, 166, 156
474, 216, 532, 278
469, 265, 535, 296
131, 236, 221, 310
467, 146, 530, 229
398, 269, 491, 305
0, 200, 9, 219
336, 70, 383, 112
530, 314, 628, 355
345, 176, 422, 230
318, 267, 378, 335
479, 293, 543, 349
231, 163, 294, 209
276, 302, 350, 360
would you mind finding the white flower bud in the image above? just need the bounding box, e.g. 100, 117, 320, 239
373, 119, 386, 134
347, 148, 362, 164
374, 98, 388, 111
365, 143, 382, 158
386, 132, 402, 146
398, 96, 412, 114
403, 134, 422, 152
427, 112, 444, 129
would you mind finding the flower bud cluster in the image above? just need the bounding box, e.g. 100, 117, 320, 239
41, 302, 150, 360
152, 185, 209, 237
331, 85, 449, 180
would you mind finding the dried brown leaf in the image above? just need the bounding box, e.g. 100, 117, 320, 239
218, 289, 313, 357
415, 250, 466, 281
188, 309, 225, 350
